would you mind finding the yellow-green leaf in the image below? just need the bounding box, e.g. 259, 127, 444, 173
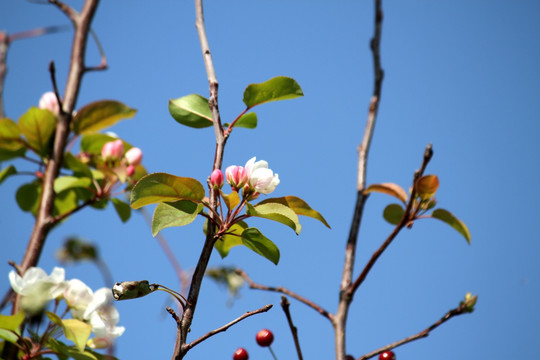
248, 202, 301, 235
131, 173, 205, 209
73, 100, 136, 135
214, 221, 247, 258
168, 94, 213, 129
62, 318, 92, 352
18, 107, 56, 156
152, 200, 202, 236
257, 195, 330, 228
383, 203, 405, 225
243, 76, 303, 109
221, 191, 240, 211
431, 208, 471, 244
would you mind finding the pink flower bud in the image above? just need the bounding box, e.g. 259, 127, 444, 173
38, 91, 60, 115
101, 140, 124, 161
126, 165, 135, 177
125, 147, 143, 166
225, 165, 248, 190
210, 169, 224, 189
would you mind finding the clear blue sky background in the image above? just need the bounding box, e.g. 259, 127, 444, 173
1, 1, 539, 359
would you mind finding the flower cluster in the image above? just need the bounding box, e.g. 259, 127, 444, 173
9, 266, 125, 349
101, 139, 143, 178
211, 157, 279, 200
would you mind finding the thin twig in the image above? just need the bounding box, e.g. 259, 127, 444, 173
358, 300, 472, 360
175, 0, 226, 358
334, 1, 384, 358
184, 304, 273, 352
237, 269, 333, 322
347, 143, 433, 298
281, 296, 304, 360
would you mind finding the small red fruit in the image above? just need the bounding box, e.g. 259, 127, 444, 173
379, 350, 396, 360
233, 347, 249, 360
255, 329, 274, 347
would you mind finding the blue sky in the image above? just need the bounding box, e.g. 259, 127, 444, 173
1, 1, 540, 359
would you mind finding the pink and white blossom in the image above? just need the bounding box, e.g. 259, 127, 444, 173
244, 157, 280, 194
38, 91, 60, 115
225, 165, 248, 190
125, 147, 143, 166
101, 139, 124, 162
9, 267, 66, 313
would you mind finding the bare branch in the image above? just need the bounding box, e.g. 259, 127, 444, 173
184, 304, 273, 352
335, 0, 384, 357
281, 296, 304, 360
237, 269, 334, 322
358, 299, 473, 360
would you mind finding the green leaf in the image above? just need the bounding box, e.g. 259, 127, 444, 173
247, 202, 301, 234
16, 182, 40, 214
221, 191, 240, 211
62, 319, 92, 353
0, 118, 25, 151
0, 311, 25, 344
73, 100, 136, 135
364, 183, 408, 204
18, 107, 56, 156
206, 266, 245, 298
131, 173, 205, 209
168, 94, 213, 129
243, 76, 303, 109
232, 112, 257, 129
63, 152, 93, 178
214, 221, 247, 258
54, 176, 92, 194
112, 198, 132, 223
383, 203, 405, 225
46, 338, 98, 360
53, 189, 78, 219
151, 200, 203, 236
80, 134, 133, 155
0, 165, 17, 185
241, 228, 280, 265
431, 208, 471, 244
257, 195, 330, 228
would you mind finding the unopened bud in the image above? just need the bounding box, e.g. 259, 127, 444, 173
125, 147, 143, 166
101, 140, 124, 162
38, 91, 60, 115
112, 280, 157, 301
210, 169, 224, 189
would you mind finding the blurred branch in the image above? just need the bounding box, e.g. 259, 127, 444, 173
281, 296, 304, 360
175, 0, 226, 358
335, 0, 384, 358
358, 297, 475, 360
15, 0, 102, 314
236, 269, 334, 322
184, 304, 273, 352
0, 25, 70, 117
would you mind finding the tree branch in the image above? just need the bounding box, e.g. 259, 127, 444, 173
15, 0, 101, 314
281, 296, 304, 360
184, 304, 273, 352
237, 269, 333, 322
358, 298, 473, 360
335, 0, 384, 358
175, 1, 226, 358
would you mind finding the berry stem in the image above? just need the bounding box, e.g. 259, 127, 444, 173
268, 346, 278, 360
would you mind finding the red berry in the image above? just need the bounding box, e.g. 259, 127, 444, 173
233, 347, 249, 360
345, 356, 355, 360
379, 350, 396, 360
255, 329, 274, 347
